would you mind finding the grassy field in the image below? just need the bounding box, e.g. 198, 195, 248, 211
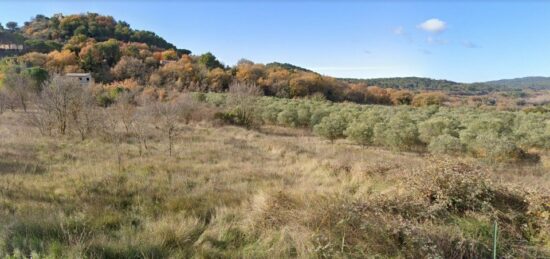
0, 109, 549, 258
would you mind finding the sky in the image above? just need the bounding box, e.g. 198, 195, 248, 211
1, 0, 550, 82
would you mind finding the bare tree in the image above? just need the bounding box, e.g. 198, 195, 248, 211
2, 69, 34, 112
113, 92, 137, 135
0, 89, 9, 114
149, 96, 196, 157
151, 101, 180, 157
38, 76, 84, 135
132, 108, 152, 157
227, 81, 262, 129
72, 88, 102, 140
100, 108, 125, 172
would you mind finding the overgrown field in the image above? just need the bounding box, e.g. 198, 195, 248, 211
203, 92, 550, 164
0, 97, 549, 258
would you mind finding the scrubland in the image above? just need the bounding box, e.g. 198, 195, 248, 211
0, 91, 549, 258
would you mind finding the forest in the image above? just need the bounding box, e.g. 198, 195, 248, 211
0, 12, 549, 258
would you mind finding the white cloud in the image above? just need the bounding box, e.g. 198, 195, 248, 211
418, 18, 447, 33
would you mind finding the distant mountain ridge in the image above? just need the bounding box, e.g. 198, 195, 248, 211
334, 75, 550, 93
484, 76, 550, 90
336, 76, 501, 94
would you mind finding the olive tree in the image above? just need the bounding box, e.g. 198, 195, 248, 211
428, 134, 464, 155
313, 112, 348, 143
344, 121, 374, 147
418, 116, 461, 144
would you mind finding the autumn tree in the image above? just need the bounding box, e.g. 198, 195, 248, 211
236, 62, 266, 85
411, 92, 447, 107
111, 56, 146, 82
46, 50, 78, 73
389, 89, 414, 105
259, 67, 291, 97
161, 49, 178, 60
344, 83, 369, 103
206, 68, 231, 92
18, 52, 48, 67
289, 72, 320, 97
365, 86, 391, 105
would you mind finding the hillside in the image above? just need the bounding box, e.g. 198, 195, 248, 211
338, 77, 505, 94
485, 76, 550, 90
1, 12, 535, 110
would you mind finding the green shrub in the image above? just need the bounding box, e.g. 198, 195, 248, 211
344, 121, 374, 146
309, 108, 330, 126
277, 108, 299, 127
418, 116, 461, 144
214, 110, 258, 129
205, 93, 226, 107
428, 134, 464, 155
313, 113, 348, 142
296, 106, 312, 127
374, 112, 421, 151
468, 133, 533, 163
261, 104, 282, 124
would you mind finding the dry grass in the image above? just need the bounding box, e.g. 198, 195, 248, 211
0, 110, 548, 258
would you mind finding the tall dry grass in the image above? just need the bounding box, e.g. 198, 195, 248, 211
0, 109, 548, 258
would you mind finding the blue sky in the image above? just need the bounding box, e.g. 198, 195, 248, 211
1, 0, 550, 82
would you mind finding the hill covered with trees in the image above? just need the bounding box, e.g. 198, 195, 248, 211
485, 76, 550, 90
338, 77, 506, 94
0, 13, 544, 110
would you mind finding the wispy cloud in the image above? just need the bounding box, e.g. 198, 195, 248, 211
393, 26, 413, 43
418, 18, 447, 33
393, 26, 405, 35
462, 40, 481, 48
364, 50, 372, 54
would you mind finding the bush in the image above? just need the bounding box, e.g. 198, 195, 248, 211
428, 134, 464, 155
313, 112, 348, 142
418, 116, 460, 144
214, 110, 258, 129
468, 133, 534, 163
309, 108, 330, 126
276, 108, 298, 127
296, 106, 312, 127
344, 121, 374, 146
411, 92, 447, 107
374, 112, 421, 151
